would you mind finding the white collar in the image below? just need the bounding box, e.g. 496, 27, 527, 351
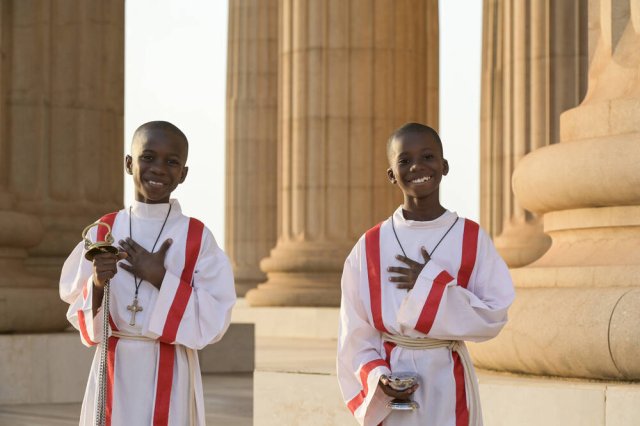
130, 199, 182, 220
391, 205, 457, 229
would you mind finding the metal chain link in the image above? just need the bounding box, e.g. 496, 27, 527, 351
95, 281, 111, 426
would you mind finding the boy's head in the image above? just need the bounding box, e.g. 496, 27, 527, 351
125, 121, 189, 204
386, 122, 448, 200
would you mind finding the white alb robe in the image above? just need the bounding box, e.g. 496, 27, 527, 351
59, 200, 236, 426
337, 207, 515, 426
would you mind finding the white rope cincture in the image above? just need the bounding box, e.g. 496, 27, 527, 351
382, 333, 482, 426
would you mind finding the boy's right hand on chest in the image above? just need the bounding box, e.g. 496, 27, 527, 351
92, 251, 128, 289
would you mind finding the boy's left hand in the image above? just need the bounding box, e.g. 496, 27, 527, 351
387, 247, 430, 290
118, 237, 173, 289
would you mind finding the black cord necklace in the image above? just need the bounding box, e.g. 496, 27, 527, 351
391, 212, 459, 259
126, 202, 172, 326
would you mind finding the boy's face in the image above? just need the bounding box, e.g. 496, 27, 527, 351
386, 132, 448, 200
125, 128, 188, 204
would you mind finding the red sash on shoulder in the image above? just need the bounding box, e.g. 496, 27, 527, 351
458, 219, 479, 289
364, 222, 389, 333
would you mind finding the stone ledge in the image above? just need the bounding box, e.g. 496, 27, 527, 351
255, 367, 640, 426
199, 323, 255, 373
254, 370, 352, 426
0, 323, 255, 405
231, 298, 339, 339
0, 332, 92, 405
252, 336, 640, 426
255, 337, 335, 374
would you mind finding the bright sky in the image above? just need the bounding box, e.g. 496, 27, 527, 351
439, 1, 482, 221
125, 1, 482, 249
125, 0, 228, 243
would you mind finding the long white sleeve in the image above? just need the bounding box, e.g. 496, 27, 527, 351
337, 250, 392, 426
146, 225, 236, 349
397, 229, 514, 342
59, 234, 106, 347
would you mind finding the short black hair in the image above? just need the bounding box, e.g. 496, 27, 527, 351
132, 120, 189, 153
387, 122, 442, 159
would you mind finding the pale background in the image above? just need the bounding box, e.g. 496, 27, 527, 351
125, 0, 482, 249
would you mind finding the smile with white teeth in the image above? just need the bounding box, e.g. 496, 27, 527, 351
410, 176, 432, 184
147, 180, 166, 187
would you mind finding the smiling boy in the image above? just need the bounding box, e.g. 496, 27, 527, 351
60, 121, 236, 425
337, 123, 514, 426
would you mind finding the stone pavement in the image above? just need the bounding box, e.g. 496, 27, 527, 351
0, 373, 252, 426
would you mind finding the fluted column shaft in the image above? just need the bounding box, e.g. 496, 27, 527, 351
247, 0, 439, 307
470, 0, 640, 380
480, 0, 588, 267
10, 1, 124, 276
225, 0, 278, 297
0, 0, 124, 332
0, 0, 45, 286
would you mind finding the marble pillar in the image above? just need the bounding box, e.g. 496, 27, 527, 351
469, 0, 640, 380
246, 0, 439, 307
480, 0, 588, 267
0, 0, 124, 332
225, 0, 278, 297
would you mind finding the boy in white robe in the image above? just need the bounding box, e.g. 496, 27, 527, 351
59, 121, 236, 425
337, 123, 514, 426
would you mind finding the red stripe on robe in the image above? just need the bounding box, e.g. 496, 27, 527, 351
365, 223, 389, 333
109, 315, 119, 332
347, 358, 389, 414
152, 343, 176, 426
160, 218, 203, 343
77, 310, 97, 346
105, 336, 119, 426
153, 218, 203, 424
383, 341, 396, 366
414, 270, 455, 334
452, 351, 469, 426
97, 212, 118, 244
457, 220, 479, 289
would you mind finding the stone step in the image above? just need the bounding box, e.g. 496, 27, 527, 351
251, 334, 640, 426
0, 323, 254, 405
0, 373, 252, 426
0, 403, 79, 426
232, 298, 339, 339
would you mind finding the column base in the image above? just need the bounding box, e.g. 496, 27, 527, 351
0, 332, 93, 404
468, 287, 640, 380
0, 287, 69, 332
494, 218, 551, 267
25, 255, 67, 278
246, 241, 350, 307
233, 268, 266, 297
234, 278, 261, 297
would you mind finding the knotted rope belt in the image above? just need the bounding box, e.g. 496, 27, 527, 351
109, 331, 198, 426
382, 333, 482, 426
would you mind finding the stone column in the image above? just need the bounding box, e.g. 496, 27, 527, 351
470, 0, 640, 380
225, 0, 278, 297
0, 0, 124, 332
15, 1, 124, 277
480, 0, 588, 267
0, 0, 51, 332
246, 0, 439, 307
